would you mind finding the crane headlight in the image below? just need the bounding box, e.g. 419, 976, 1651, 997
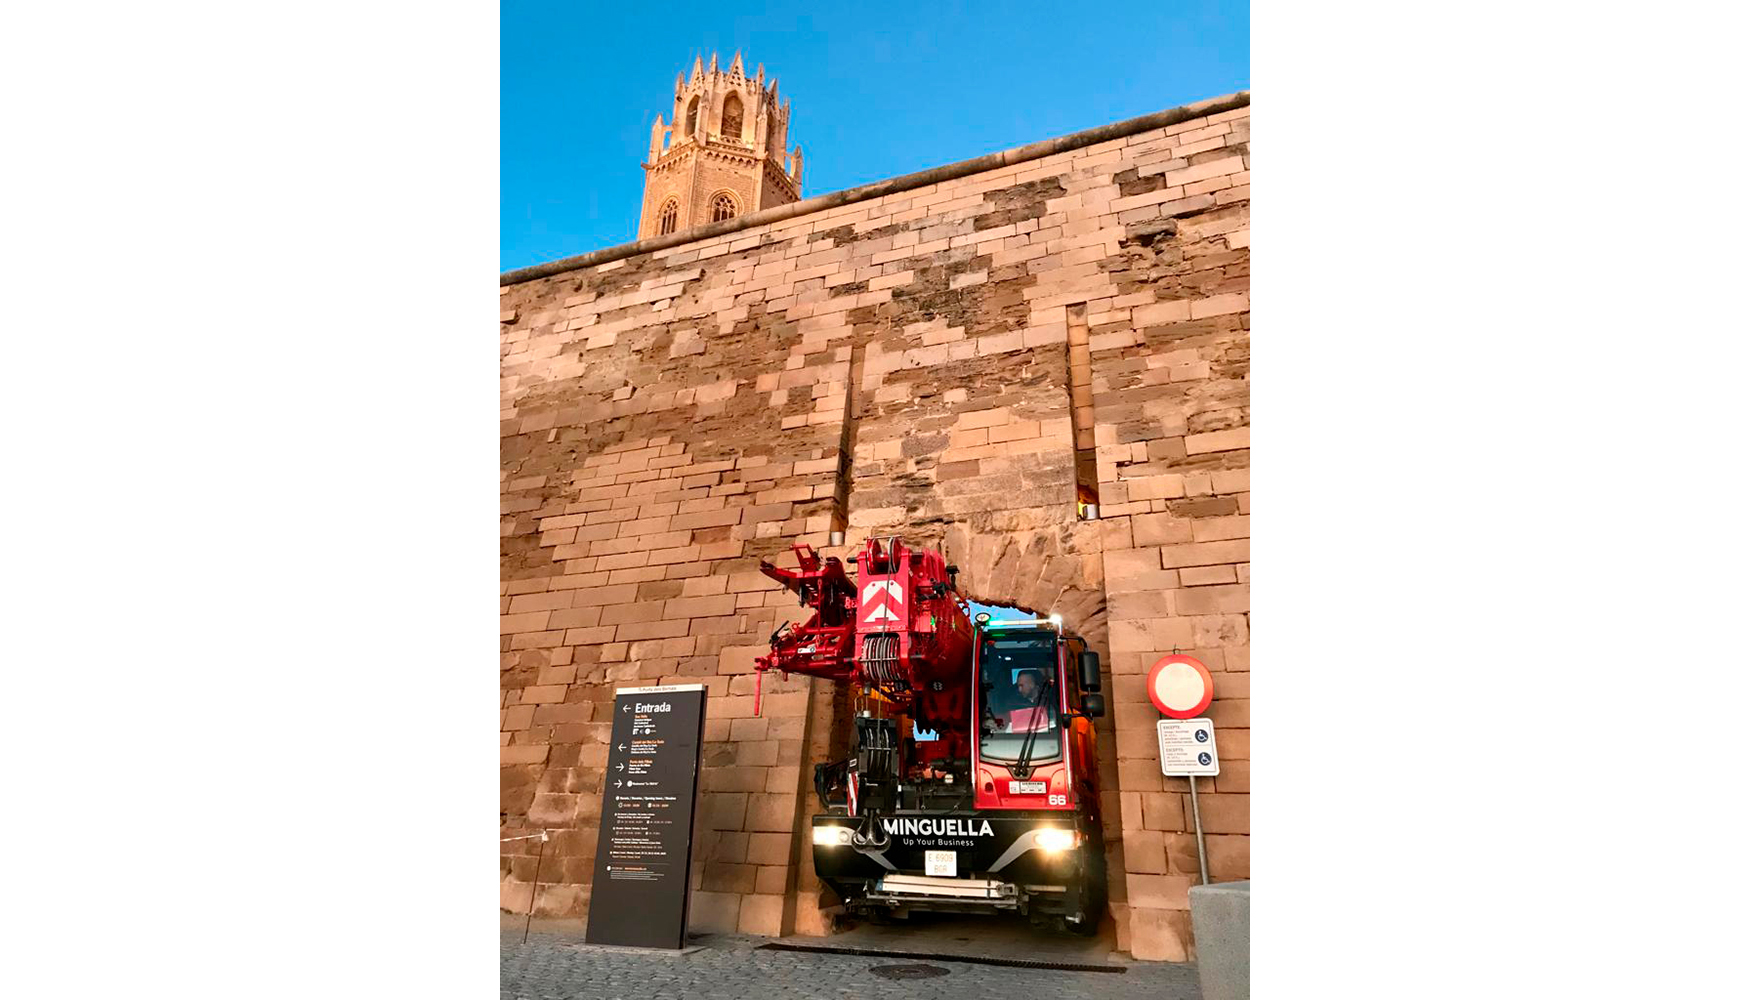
813, 826, 853, 847
1034, 828, 1079, 852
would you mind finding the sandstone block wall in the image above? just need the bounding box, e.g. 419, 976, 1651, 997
501, 95, 1248, 961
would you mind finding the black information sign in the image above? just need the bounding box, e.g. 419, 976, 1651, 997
584, 683, 707, 949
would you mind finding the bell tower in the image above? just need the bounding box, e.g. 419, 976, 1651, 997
638, 51, 805, 240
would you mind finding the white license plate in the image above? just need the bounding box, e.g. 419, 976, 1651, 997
925, 850, 956, 877
1009, 780, 1047, 794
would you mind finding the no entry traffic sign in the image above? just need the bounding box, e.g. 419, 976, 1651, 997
1146, 654, 1214, 718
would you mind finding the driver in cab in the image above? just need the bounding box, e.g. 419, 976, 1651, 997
1003, 669, 1052, 733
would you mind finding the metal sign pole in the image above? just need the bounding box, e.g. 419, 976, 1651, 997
1187, 779, 1209, 885
523, 831, 547, 944
1149, 654, 1217, 887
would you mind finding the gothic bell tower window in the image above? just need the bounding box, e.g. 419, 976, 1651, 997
721, 93, 744, 142
658, 199, 679, 235
711, 194, 737, 223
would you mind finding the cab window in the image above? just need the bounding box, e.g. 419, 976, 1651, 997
977, 631, 1063, 764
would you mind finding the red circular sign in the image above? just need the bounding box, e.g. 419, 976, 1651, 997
1146, 654, 1214, 718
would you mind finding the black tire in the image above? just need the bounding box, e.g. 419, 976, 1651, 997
1075, 818, 1110, 936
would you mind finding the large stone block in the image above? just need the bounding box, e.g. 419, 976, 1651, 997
534, 883, 585, 918
526, 792, 577, 826
702, 861, 756, 894
1121, 828, 1168, 874
500, 878, 533, 914
1189, 880, 1249, 1000
744, 792, 794, 832
699, 792, 748, 831
1128, 905, 1192, 962
737, 893, 785, 936
717, 645, 764, 675
745, 831, 791, 866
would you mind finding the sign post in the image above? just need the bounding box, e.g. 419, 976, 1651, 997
1157, 717, 1219, 885
1148, 652, 1218, 886
584, 683, 707, 950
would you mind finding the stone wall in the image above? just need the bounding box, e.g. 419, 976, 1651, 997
501, 94, 1249, 961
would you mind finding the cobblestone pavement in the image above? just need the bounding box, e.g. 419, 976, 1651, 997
502, 920, 1202, 1000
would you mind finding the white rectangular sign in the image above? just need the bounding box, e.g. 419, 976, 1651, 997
925, 850, 957, 877
1157, 718, 1220, 776
614, 684, 706, 694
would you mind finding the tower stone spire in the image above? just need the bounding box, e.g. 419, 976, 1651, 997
638, 53, 804, 240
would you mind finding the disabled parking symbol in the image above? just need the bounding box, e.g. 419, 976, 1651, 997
1198, 752, 1212, 766
1194, 728, 1209, 742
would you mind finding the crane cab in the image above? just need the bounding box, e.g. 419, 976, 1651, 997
969, 614, 1104, 813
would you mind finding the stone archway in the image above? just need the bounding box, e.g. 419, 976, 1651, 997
837, 515, 1110, 654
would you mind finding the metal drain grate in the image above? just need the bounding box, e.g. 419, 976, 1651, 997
870, 964, 950, 979
757, 942, 1127, 974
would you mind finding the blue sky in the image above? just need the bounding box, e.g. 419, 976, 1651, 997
502, 1, 1249, 271
969, 601, 1035, 623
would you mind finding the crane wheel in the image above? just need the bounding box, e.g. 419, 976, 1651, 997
1063, 911, 1101, 937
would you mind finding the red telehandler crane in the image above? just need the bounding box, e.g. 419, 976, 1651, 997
755, 536, 1109, 933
